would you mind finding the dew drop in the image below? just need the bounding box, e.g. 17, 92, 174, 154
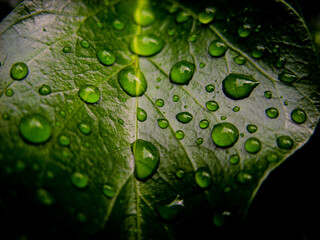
265, 107, 279, 119
112, 19, 125, 31
229, 154, 240, 165
71, 172, 89, 189
188, 34, 197, 42
118, 67, 147, 97
213, 211, 231, 227
176, 11, 190, 23
267, 153, 278, 162
175, 169, 185, 179
278, 72, 298, 84
176, 112, 193, 124
133, 7, 155, 27
5, 88, 14, 97
244, 137, 261, 153
130, 35, 165, 56
234, 55, 246, 65
195, 167, 212, 189
131, 139, 160, 181
209, 40, 228, 57
137, 107, 147, 122
62, 46, 71, 53
97, 49, 116, 66
276, 56, 286, 68
211, 122, 239, 148
264, 90, 272, 99
246, 124, 258, 133
169, 61, 195, 85
80, 39, 90, 48
78, 122, 91, 135
199, 119, 210, 129
58, 135, 70, 147
155, 99, 164, 107
198, 7, 216, 24
199, 62, 206, 68
168, 4, 178, 14
237, 171, 253, 183
251, 44, 265, 59
291, 108, 307, 124
175, 130, 185, 140
79, 85, 100, 103
238, 23, 252, 37
37, 188, 55, 206
102, 184, 116, 198
157, 119, 169, 129
205, 84, 215, 92
172, 95, 180, 102
196, 138, 203, 145
206, 100, 219, 111
38, 84, 52, 95
10, 62, 28, 80
19, 114, 52, 144
233, 106, 240, 112
277, 135, 294, 150
157, 195, 184, 220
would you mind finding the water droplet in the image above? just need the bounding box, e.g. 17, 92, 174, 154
38, 84, 52, 95
229, 154, 240, 165
10, 62, 28, 80
213, 211, 231, 227
175, 169, 185, 179
244, 137, 261, 153
276, 56, 286, 68
209, 40, 228, 57
79, 85, 100, 103
188, 34, 197, 42
199, 119, 210, 129
71, 172, 89, 189
130, 35, 165, 56
78, 122, 91, 135
175, 130, 185, 140
19, 114, 52, 144
267, 153, 278, 162
157, 195, 184, 220
198, 7, 216, 24
251, 44, 265, 59
118, 119, 124, 125
238, 23, 252, 37
291, 108, 307, 124
205, 84, 215, 92
255, 24, 262, 32
80, 39, 90, 48
265, 107, 279, 119
155, 99, 164, 107
233, 106, 240, 112
118, 67, 147, 97
206, 100, 219, 111
196, 138, 203, 145
277, 135, 294, 150
97, 49, 116, 66
246, 124, 258, 133
59, 111, 66, 117
172, 95, 180, 102
102, 184, 115, 198
264, 90, 272, 99
62, 46, 71, 53
157, 119, 169, 129
211, 122, 239, 148
137, 107, 147, 122
168, 29, 176, 36
272, 44, 280, 53
199, 62, 206, 68
278, 72, 298, 83
112, 19, 125, 31
131, 139, 160, 181
236, 171, 253, 183
176, 11, 190, 23
133, 7, 155, 27
37, 188, 55, 206
195, 167, 212, 189
5, 88, 14, 97
176, 112, 193, 124
58, 135, 70, 147
234, 55, 246, 65
2, 113, 9, 120
168, 4, 178, 14
169, 61, 195, 85
222, 73, 259, 100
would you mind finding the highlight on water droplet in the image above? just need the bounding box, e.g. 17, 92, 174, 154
209, 40, 228, 57
169, 61, 195, 85
112, 18, 125, 31
118, 67, 147, 97
176, 112, 193, 124
10, 62, 28, 80
277, 135, 294, 150
222, 73, 259, 100
137, 107, 147, 122
198, 7, 216, 24
199, 119, 209, 129
130, 35, 165, 56
157, 195, 184, 221
176, 11, 190, 23
265, 107, 279, 119
71, 172, 89, 189
195, 167, 212, 189
78, 122, 91, 135
175, 130, 185, 140
211, 122, 239, 148
238, 23, 252, 37
131, 139, 160, 181
38, 84, 52, 95
97, 49, 116, 66
206, 100, 219, 111
79, 85, 101, 103
157, 119, 169, 129
19, 114, 52, 144
244, 137, 261, 153
291, 107, 307, 124
102, 184, 116, 198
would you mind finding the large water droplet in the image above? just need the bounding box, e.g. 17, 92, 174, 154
169, 61, 195, 85
157, 119, 169, 129
198, 7, 216, 24
97, 49, 116, 66
195, 167, 212, 189
102, 184, 116, 198
199, 119, 210, 129
78, 85, 100, 103
265, 107, 279, 119
78, 122, 91, 135
238, 23, 252, 37
133, 7, 155, 27
130, 35, 165, 56
157, 195, 184, 220
209, 40, 228, 57
118, 67, 147, 97
244, 137, 261, 153
137, 107, 147, 122
131, 139, 160, 181
222, 73, 259, 100
277, 135, 294, 150
37, 188, 55, 206
206, 100, 219, 111
71, 172, 89, 189
291, 108, 307, 124
38, 84, 52, 95
176, 112, 193, 124
278, 72, 298, 83
10, 62, 28, 80
19, 114, 52, 144
211, 122, 239, 148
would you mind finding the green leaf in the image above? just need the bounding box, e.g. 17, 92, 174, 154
0, 0, 319, 239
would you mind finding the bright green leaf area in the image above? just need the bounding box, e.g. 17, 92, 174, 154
0, 0, 319, 239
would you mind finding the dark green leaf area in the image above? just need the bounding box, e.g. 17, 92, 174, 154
0, 0, 319, 239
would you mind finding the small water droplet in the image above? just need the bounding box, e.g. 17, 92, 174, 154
175, 130, 185, 140
118, 67, 147, 97
291, 108, 307, 124
233, 106, 240, 112
198, 7, 216, 24
59, 111, 66, 118
209, 40, 228, 57
10, 62, 28, 80
157, 119, 169, 129
80, 39, 90, 48
255, 24, 262, 32
37, 188, 55, 206
199, 62, 206, 68
170, 61, 195, 85
222, 73, 259, 100
62, 46, 71, 53
97, 49, 116, 66
2, 113, 9, 120
251, 44, 265, 59
267, 153, 278, 162
19, 114, 52, 144
196, 138, 203, 145
205, 84, 215, 92
211, 122, 239, 148
172, 95, 180, 102
58, 135, 70, 147
155, 99, 164, 107
130, 35, 165, 56
265, 107, 279, 119
264, 90, 272, 99
188, 34, 197, 42
244, 137, 261, 153
5, 88, 14, 97
102, 184, 115, 198
277, 135, 294, 150
133, 7, 155, 27
137, 107, 147, 122
199, 119, 210, 129
168, 4, 178, 14
71, 172, 89, 189
205, 100, 219, 111
234, 55, 246, 65
272, 44, 280, 53
176, 112, 193, 124
238, 23, 252, 37
112, 19, 125, 31
78, 122, 91, 135
175, 169, 185, 179
79, 85, 100, 103
38, 84, 52, 95
236, 171, 253, 183
131, 139, 160, 181
213, 211, 231, 227
157, 195, 184, 220
246, 124, 258, 133
229, 154, 240, 165
168, 29, 176, 36
176, 11, 190, 23
278, 72, 298, 84
195, 167, 212, 188
276, 56, 286, 68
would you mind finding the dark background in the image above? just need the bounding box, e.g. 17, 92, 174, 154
0, 0, 319, 239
